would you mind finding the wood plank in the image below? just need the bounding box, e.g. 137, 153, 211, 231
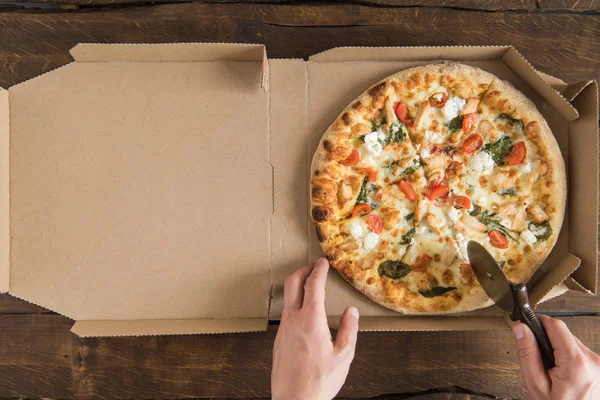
0, 312, 598, 399
0, 0, 540, 11
538, 0, 600, 10
1, 4, 599, 90
0, 314, 596, 399
0, 314, 75, 398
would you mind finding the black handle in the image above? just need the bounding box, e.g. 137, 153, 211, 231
513, 284, 555, 370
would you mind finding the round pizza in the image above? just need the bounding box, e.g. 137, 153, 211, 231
310, 62, 566, 314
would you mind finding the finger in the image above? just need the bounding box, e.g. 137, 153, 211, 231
335, 306, 359, 354
512, 323, 551, 394
283, 265, 313, 311
573, 336, 597, 359
302, 257, 329, 309
538, 315, 583, 365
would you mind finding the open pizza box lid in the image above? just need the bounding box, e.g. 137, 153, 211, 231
0, 43, 597, 336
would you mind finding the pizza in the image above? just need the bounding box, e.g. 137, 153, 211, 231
310, 62, 566, 314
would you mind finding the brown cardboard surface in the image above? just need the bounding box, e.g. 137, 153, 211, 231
268, 59, 310, 319
310, 46, 510, 62
529, 254, 581, 306
71, 318, 267, 337
70, 43, 269, 90
0, 89, 8, 293
304, 57, 572, 319
568, 81, 599, 293
8, 58, 271, 323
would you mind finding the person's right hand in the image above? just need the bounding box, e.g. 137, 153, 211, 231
512, 314, 600, 399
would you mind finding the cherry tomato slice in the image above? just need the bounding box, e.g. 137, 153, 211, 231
429, 92, 448, 108
367, 214, 383, 234
394, 102, 414, 126
460, 263, 475, 285
339, 150, 360, 166
399, 180, 416, 201
451, 195, 471, 209
357, 167, 377, 183
462, 113, 478, 133
411, 254, 431, 272
428, 184, 449, 201
462, 134, 484, 154
506, 142, 526, 165
489, 229, 509, 249
351, 203, 372, 218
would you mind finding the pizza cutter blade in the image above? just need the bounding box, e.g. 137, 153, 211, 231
466, 240, 555, 370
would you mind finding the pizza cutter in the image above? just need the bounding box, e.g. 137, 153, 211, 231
466, 240, 555, 370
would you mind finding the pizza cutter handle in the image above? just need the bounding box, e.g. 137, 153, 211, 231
513, 284, 556, 370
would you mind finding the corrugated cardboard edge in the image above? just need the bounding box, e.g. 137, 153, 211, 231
328, 316, 510, 331
502, 47, 578, 121
529, 253, 581, 307
71, 319, 267, 337
568, 80, 599, 293
70, 43, 269, 91
0, 88, 8, 293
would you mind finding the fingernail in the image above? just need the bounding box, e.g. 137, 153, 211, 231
512, 324, 525, 340
349, 306, 360, 320
317, 257, 327, 263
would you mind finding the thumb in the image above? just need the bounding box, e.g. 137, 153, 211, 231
512, 323, 551, 394
335, 306, 359, 354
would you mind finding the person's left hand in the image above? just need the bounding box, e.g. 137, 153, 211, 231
271, 258, 359, 400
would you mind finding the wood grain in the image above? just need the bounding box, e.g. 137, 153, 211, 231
0, 0, 541, 11
0, 316, 599, 398
0, 293, 54, 314
1, 4, 599, 90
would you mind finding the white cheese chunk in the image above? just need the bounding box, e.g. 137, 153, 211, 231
528, 224, 547, 237
364, 130, 383, 156
520, 229, 537, 245
363, 232, 380, 250
349, 221, 364, 239
455, 233, 469, 261
433, 93, 443, 102
441, 96, 466, 120
523, 162, 532, 173
447, 207, 461, 223
467, 151, 495, 174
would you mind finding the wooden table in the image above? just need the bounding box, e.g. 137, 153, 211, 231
1, 1, 599, 398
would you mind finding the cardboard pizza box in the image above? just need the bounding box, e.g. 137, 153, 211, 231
0, 43, 596, 336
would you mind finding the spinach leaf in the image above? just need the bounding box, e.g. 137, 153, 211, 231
497, 187, 517, 196
529, 221, 553, 241
446, 115, 465, 133
469, 204, 482, 217
405, 212, 415, 221
378, 260, 411, 280
387, 122, 406, 144
356, 176, 379, 209
370, 114, 387, 132
496, 113, 524, 130
419, 286, 457, 298
483, 136, 513, 166
384, 161, 397, 175
401, 159, 423, 176
400, 228, 416, 245
477, 210, 519, 242
498, 261, 506, 268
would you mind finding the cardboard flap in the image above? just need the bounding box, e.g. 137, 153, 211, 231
0, 88, 8, 293
71, 318, 267, 337
568, 81, 599, 293
70, 43, 269, 89
563, 80, 595, 102
8, 57, 271, 321
328, 316, 509, 331
309, 46, 510, 62
529, 253, 581, 306
502, 47, 578, 121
